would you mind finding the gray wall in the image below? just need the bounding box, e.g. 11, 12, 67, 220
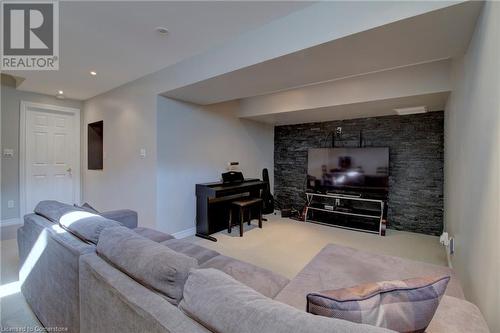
274, 111, 444, 236
1, 85, 82, 220
82, 75, 160, 228
156, 97, 274, 234
82, 72, 275, 233
444, 2, 499, 331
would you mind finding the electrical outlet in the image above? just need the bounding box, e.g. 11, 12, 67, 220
3, 149, 14, 158
439, 232, 450, 246
7, 200, 14, 208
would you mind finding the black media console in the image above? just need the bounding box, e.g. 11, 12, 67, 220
304, 192, 387, 236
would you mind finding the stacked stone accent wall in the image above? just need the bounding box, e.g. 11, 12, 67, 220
274, 112, 444, 235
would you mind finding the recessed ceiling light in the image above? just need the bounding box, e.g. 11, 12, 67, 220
90, 71, 97, 76
56, 90, 65, 99
394, 106, 428, 116
58, 90, 64, 95
155, 26, 169, 36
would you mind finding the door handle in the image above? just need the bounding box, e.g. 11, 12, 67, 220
67, 167, 72, 175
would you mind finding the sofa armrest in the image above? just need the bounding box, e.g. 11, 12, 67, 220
100, 209, 138, 229
427, 296, 490, 333
19, 214, 95, 333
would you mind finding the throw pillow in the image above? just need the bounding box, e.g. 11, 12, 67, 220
307, 275, 450, 333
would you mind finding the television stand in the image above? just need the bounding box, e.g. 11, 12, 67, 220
304, 192, 387, 236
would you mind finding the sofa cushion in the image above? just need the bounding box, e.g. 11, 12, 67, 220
59, 211, 122, 244
34, 200, 122, 244
97, 226, 198, 305
180, 268, 392, 333
162, 239, 219, 265
35, 200, 85, 223
200, 255, 289, 298
307, 275, 449, 333
73, 203, 139, 229
134, 227, 174, 243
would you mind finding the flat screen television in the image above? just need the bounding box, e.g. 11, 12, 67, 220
307, 147, 389, 194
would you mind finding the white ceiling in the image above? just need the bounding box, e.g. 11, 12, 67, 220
164, 1, 482, 104
4, 1, 311, 100
237, 59, 451, 118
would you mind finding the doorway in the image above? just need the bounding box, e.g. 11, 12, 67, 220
19, 102, 81, 216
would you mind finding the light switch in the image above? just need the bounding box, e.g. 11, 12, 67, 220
140, 148, 146, 158
7, 200, 14, 208
3, 149, 14, 158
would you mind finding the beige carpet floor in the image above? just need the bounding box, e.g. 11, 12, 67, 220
0, 215, 447, 328
190, 215, 448, 279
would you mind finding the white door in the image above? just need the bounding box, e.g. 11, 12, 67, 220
21, 102, 80, 215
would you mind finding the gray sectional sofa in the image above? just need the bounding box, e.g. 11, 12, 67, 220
17, 201, 489, 333
17, 202, 172, 333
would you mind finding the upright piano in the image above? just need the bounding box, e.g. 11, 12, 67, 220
196, 179, 265, 241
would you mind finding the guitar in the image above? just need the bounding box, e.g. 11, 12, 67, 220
261, 168, 275, 214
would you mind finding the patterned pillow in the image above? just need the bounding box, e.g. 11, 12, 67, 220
307, 275, 450, 333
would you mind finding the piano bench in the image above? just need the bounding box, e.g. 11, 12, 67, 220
228, 198, 263, 237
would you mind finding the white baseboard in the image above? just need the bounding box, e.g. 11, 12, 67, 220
1, 218, 21, 227
172, 227, 196, 239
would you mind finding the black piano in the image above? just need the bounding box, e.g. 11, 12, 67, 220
195, 178, 265, 241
